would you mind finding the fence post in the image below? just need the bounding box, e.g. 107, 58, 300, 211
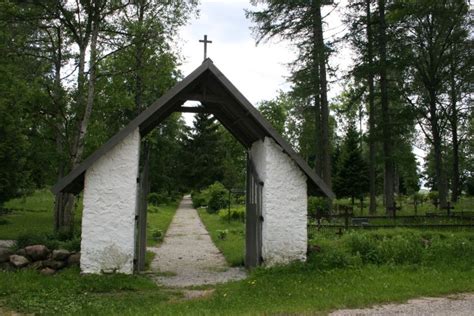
344, 207, 349, 230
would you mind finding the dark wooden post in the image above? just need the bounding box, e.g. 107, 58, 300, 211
344, 207, 349, 230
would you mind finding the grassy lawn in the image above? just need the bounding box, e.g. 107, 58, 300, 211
335, 195, 474, 216
2, 193, 474, 315
197, 207, 245, 266
146, 201, 180, 247
0, 190, 179, 246
0, 190, 60, 240
0, 258, 473, 315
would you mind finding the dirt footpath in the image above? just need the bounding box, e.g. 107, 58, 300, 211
330, 293, 474, 316
148, 196, 246, 287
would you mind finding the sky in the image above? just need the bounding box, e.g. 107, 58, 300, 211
175, 1, 427, 185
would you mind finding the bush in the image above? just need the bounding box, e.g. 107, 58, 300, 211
308, 196, 331, 218
16, 232, 81, 252
207, 182, 229, 213
219, 206, 245, 221
309, 229, 474, 270
191, 191, 207, 208
151, 229, 164, 242
428, 191, 439, 208
148, 192, 169, 206
217, 229, 228, 240
148, 205, 160, 213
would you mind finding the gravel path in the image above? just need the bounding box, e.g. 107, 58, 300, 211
148, 196, 246, 287
330, 293, 474, 316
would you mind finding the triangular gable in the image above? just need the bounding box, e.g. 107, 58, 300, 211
52, 59, 335, 199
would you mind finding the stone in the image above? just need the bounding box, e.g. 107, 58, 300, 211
9, 255, 30, 268
25, 245, 50, 261
52, 249, 71, 261
16, 248, 26, 257
40, 267, 56, 276
30, 260, 44, 270
0, 247, 13, 263
67, 252, 80, 266
44, 259, 66, 270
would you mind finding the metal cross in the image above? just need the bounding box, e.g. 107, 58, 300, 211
199, 35, 212, 60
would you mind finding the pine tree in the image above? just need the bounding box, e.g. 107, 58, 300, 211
334, 123, 369, 205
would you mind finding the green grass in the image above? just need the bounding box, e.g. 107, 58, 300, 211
3, 189, 55, 212
1, 260, 474, 315
198, 207, 245, 266
0, 190, 179, 246
0, 190, 82, 240
2, 193, 474, 314
335, 195, 474, 216
146, 200, 180, 247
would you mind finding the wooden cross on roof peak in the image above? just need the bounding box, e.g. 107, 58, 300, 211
199, 35, 212, 61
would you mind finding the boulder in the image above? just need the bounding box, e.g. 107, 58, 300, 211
9, 255, 30, 268
0, 247, 13, 263
30, 260, 45, 270
25, 245, 50, 261
52, 249, 71, 261
16, 248, 27, 256
44, 259, 66, 270
67, 252, 80, 266
40, 267, 56, 276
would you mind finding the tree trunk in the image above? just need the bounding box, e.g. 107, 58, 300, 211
450, 63, 460, 203
314, 1, 332, 190
378, 0, 395, 215
366, 0, 377, 214
312, 1, 322, 177
429, 90, 448, 209
72, 22, 99, 167
55, 4, 100, 234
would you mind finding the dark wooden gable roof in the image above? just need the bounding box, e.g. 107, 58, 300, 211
52, 59, 335, 198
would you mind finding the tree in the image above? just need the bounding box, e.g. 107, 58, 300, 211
334, 122, 369, 205
184, 113, 225, 190
393, 0, 470, 208
247, 0, 333, 191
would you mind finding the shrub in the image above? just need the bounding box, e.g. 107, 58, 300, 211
16, 232, 81, 252
428, 191, 439, 208
151, 229, 164, 242
206, 182, 229, 213
148, 205, 160, 213
308, 196, 331, 218
217, 229, 228, 240
147, 192, 169, 206
191, 191, 207, 208
219, 206, 245, 221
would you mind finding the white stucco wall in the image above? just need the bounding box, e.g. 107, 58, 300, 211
250, 137, 308, 265
81, 128, 140, 274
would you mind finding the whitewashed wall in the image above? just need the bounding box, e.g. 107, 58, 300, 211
251, 137, 307, 265
81, 128, 140, 274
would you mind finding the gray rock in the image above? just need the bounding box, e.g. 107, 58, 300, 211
40, 267, 56, 276
67, 252, 80, 266
44, 259, 66, 270
52, 249, 71, 261
0, 247, 13, 263
16, 248, 26, 256
30, 260, 44, 270
9, 255, 30, 268
25, 245, 50, 261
